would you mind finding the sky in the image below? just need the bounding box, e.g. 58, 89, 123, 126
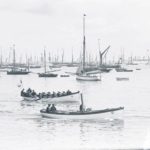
0, 0, 150, 62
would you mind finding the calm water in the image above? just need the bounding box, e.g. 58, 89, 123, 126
0, 65, 150, 149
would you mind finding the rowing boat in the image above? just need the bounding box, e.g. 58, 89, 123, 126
40, 107, 124, 119
22, 91, 80, 103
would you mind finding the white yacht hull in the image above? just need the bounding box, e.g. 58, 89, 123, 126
76, 75, 101, 81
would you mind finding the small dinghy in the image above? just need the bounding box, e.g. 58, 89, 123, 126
38, 50, 58, 78
115, 68, 133, 72
116, 77, 129, 81
38, 73, 58, 77
40, 94, 124, 120
136, 68, 141, 70
60, 74, 70, 77
76, 73, 101, 81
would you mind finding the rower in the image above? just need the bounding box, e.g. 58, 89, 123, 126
67, 90, 71, 95
47, 92, 51, 98
52, 92, 56, 97
62, 91, 66, 96
38, 93, 42, 98
57, 92, 61, 97
32, 90, 36, 96
21, 89, 25, 96
41, 92, 45, 98
27, 88, 32, 93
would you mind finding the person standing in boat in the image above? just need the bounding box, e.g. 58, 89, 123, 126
50, 104, 57, 112
80, 93, 85, 112
80, 104, 84, 112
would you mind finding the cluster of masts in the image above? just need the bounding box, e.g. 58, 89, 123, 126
1, 45, 150, 69
0, 14, 150, 70
0, 46, 79, 68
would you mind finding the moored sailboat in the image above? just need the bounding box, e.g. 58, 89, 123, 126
38, 48, 58, 77
76, 14, 100, 81
7, 45, 30, 75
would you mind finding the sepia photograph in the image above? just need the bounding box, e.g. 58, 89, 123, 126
0, 0, 150, 149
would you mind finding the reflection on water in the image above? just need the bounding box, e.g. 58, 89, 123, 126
20, 100, 42, 107
15, 116, 124, 149
18, 114, 124, 145
34, 117, 124, 132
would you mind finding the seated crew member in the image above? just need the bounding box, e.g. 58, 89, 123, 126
21, 89, 25, 96
67, 90, 71, 95
27, 88, 32, 93
52, 92, 56, 97
41, 92, 45, 98
46, 104, 51, 113
38, 93, 41, 98
62, 91, 66, 96
47, 92, 51, 98
50, 104, 57, 112
32, 90, 36, 97
57, 92, 61, 97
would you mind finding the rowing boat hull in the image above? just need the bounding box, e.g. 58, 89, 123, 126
23, 96, 40, 101
42, 93, 80, 103
22, 92, 80, 103
40, 107, 124, 120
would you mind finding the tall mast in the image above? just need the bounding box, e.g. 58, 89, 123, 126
44, 47, 46, 73
0, 50, 2, 67
48, 52, 51, 63
82, 14, 86, 71
13, 44, 16, 69
98, 39, 102, 66
72, 48, 74, 64
61, 49, 64, 63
